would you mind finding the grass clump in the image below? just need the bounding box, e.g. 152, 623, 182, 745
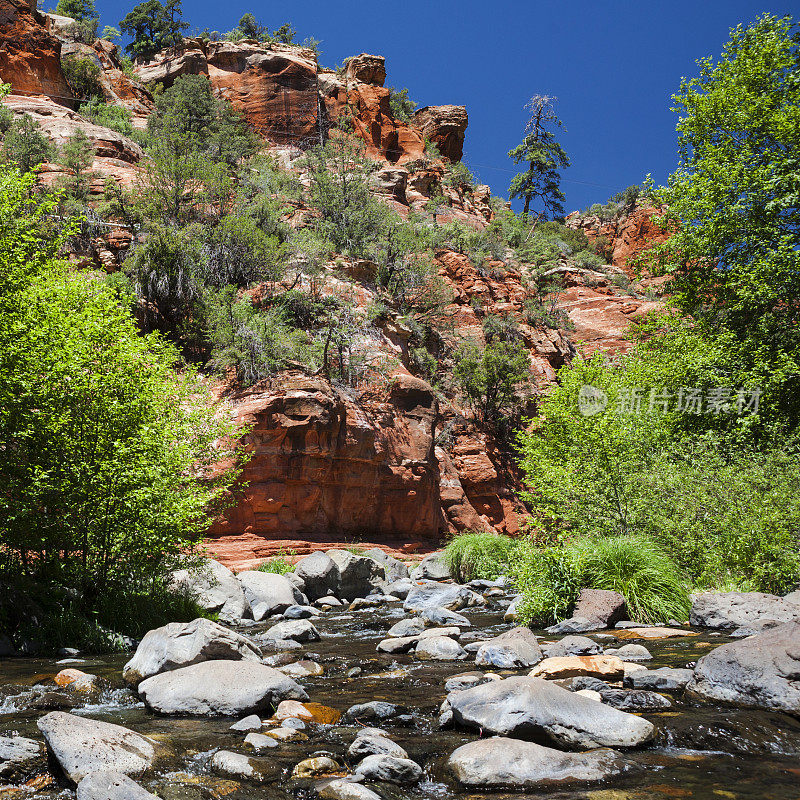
444, 531, 519, 582
257, 548, 296, 574
510, 535, 690, 626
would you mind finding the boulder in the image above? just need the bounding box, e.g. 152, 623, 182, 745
475, 628, 543, 669
387, 617, 426, 637
404, 582, 483, 613
383, 578, 414, 599
353, 754, 422, 785
169, 559, 248, 623
629, 667, 693, 692
410, 551, 452, 581
0, 736, 44, 781
686, 621, 800, 712
606, 643, 652, 662
76, 771, 159, 800
529, 656, 625, 681
137, 660, 307, 716
345, 53, 386, 86
348, 734, 408, 760
326, 550, 385, 600
283, 605, 320, 619
415, 636, 467, 661
122, 618, 262, 685
263, 619, 320, 643
544, 636, 602, 658
447, 736, 631, 789
343, 701, 398, 722
421, 607, 472, 626
317, 778, 382, 800
447, 676, 656, 749
293, 552, 339, 601
237, 571, 297, 620
363, 548, 409, 583
37, 712, 162, 784
690, 592, 800, 630
210, 750, 279, 782
573, 589, 628, 628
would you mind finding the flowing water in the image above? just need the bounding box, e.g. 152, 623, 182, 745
2, 594, 799, 800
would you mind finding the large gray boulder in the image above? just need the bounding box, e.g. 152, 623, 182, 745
169, 559, 248, 623
0, 736, 44, 781
629, 667, 693, 692
263, 619, 320, 643
326, 550, 385, 600
137, 660, 307, 716
544, 636, 601, 658
447, 736, 631, 788
686, 620, 800, 712
415, 636, 467, 661
410, 551, 452, 581
122, 618, 262, 685
404, 581, 483, 613
348, 734, 408, 760
37, 712, 162, 784
690, 592, 800, 630
475, 627, 543, 669
352, 754, 422, 785
293, 552, 339, 601
363, 549, 409, 583
237, 571, 298, 620
447, 676, 656, 749
77, 771, 159, 800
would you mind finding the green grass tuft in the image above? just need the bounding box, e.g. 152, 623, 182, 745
444, 531, 519, 582
257, 548, 296, 575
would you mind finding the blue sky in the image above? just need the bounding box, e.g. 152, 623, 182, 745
98, 0, 791, 213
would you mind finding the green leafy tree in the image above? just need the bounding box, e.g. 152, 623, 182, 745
236, 13, 268, 40
272, 22, 296, 44
649, 14, 800, 435
388, 87, 417, 122
508, 94, 569, 219
57, 129, 96, 202
120, 0, 188, 62
453, 337, 531, 432
0, 166, 243, 599
55, 0, 95, 20
61, 55, 104, 101
0, 114, 54, 172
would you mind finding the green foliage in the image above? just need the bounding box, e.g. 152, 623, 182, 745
236, 13, 268, 40
444, 532, 518, 582
102, 25, 121, 41
120, 0, 189, 62
0, 114, 54, 172
61, 55, 103, 101
0, 165, 244, 602
56, 129, 96, 202
56, 0, 95, 21
508, 95, 569, 219
79, 99, 136, 138
453, 338, 531, 433
649, 14, 800, 435
272, 23, 296, 44
257, 549, 296, 574
444, 160, 475, 192
388, 87, 417, 122
523, 295, 573, 331
582, 536, 691, 623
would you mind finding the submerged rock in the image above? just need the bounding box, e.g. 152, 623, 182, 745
137, 660, 307, 716
447, 676, 656, 749
37, 711, 162, 784
686, 621, 800, 712
210, 750, 280, 782
122, 618, 261, 685
447, 736, 632, 788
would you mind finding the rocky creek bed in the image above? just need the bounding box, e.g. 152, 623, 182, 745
1, 551, 799, 800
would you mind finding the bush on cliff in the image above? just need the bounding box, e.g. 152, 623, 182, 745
0, 166, 245, 644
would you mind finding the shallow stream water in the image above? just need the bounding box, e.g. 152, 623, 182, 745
2, 595, 799, 800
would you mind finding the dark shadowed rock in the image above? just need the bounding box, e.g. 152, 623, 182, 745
294, 552, 339, 601
447, 676, 656, 749
326, 550, 385, 600
690, 592, 800, 630
364, 549, 409, 583
686, 621, 800, 712
629, 668, 693, 692
122, 618, 262, 685
447, 736, 632, 788
544, 636, 601, 658
237, 572, 297, 620
137, 660, 307, 716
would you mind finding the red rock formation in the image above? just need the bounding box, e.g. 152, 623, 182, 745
345, 53, 386, 86
208, 372, 492, 549
412, 105, 468, 161
0, 0, 74, 104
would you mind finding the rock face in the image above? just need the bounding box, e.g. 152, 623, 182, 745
447, 736, 631, 789
76, 771, 159, 800
412, 105, 468, 161
0, 0, 74, 103
37, 712, 161, 784
137, 659, 307, 716
686, 621, 800, 712
690, 591, 800, 630
122, 618, 262, 685
447, 676, 656, 749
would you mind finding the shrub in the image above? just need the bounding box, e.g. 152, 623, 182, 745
61, 56, 104, 102
444, 160, 475, 192
1, 114, 55, 172
388, 87, 417, 122
80, 99, 136, 138
444, 532, 518, 582
257, 549, 296, 574
581, 536, 691, 623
